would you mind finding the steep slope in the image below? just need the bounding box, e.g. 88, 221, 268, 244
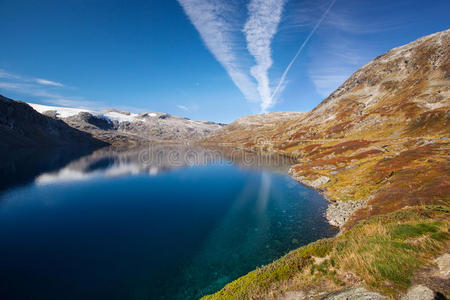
0, 95, 107, 148
29, 103, 224, 145
208, 29, 449, 144
205, 29, 450, 228
202, 29, 450, 300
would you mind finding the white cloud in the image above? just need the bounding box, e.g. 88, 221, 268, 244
0, 69, 104, 110
0, 69, 22, 80
309, 74, 349, 97
244, 0, 286, 112
177, 105, 189, 111
0, 81, 63, 99
34, 78, 64, 87
0, 69, 64, 87
177, 0, 259, 103
177, 0, 340, 111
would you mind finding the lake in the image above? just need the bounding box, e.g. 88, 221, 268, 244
0, 145, 337, 299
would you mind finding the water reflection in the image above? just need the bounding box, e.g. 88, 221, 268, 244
0, 146, 98, 193
30, 145, 298, 186
0, 144, 336, 300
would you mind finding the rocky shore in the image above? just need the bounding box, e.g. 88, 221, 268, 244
324, 198, 369, 229
287, 167, 369, 230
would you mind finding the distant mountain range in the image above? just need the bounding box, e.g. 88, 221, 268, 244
0, 96, 225, 148
29, 103, 224, 146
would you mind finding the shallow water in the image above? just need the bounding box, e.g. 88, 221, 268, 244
0, 145, 337, 299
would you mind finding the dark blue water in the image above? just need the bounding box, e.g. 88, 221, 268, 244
0, 146, 337, 300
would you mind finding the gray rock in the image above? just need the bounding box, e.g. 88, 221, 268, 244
434, 253, 450, 278
401, 285, 434, 300
297, 175, 330, 188
326, 198, 369, 228
321, 286, 385, 300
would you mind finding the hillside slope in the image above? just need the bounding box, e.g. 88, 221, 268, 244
0, 95, 106, 148
205, 29, 450, 229
202, 30, 449, 299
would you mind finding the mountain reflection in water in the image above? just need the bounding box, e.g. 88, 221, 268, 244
0, 145, 337, 300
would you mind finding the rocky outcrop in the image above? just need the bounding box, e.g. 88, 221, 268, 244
295, 174, 330, 189
320, 287, 385, 300
0, 95, 106, 148
325, 199, 369, 228
401, 285, 436, 300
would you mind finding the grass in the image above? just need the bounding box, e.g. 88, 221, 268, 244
202, 206, 449, 299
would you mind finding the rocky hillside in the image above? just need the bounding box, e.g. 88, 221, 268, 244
209, 111, 305, 145
28, 103, 224, 146
0, 95, 106, 148
208, 29, 449, 145
202, 30, 450, 299
205, 29, 450, 228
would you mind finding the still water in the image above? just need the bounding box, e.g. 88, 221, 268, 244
0, 146, 337, 299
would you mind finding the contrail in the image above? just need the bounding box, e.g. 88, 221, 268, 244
244, 0, 286, 112
270, 0, 336, 102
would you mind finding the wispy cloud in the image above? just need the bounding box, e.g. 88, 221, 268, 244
34, 78, 64, 87
271, 0, 336, 102
178, 0, 289, 112
244, 0, 286, 111
0, 69, 21, 80
177, 0, 259, 103
0, 69, 64, 87
309, 73, 349, 97
0, 69, 101, 110
293, 0, 410, 98
0, 81, 64, 99
177, 105, 189, 111
307, 36, 366, 97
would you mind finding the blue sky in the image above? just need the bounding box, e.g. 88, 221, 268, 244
0, 0, 449, 123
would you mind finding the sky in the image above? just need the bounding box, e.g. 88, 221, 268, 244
0, 0, 449, 123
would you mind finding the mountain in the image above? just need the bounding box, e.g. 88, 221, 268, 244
28, 103, 225, 146
208, 111, 305, 145
202, 29, 450, 300
205, 29, 449, 228
0, 95, 107, 148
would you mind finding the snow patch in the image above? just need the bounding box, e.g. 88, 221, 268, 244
28, 103, 143, 123
28, 103, 93, 118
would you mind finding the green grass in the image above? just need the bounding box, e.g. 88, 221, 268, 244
389, 222, 440, 240
202, 206, 449, 300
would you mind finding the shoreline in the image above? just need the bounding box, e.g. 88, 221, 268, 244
287, 166, 370, 231
203, 143, 371, 232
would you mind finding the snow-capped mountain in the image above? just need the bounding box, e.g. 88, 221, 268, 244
28, 103, 224, 146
